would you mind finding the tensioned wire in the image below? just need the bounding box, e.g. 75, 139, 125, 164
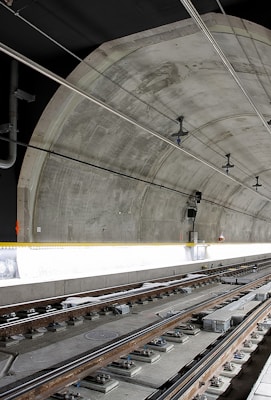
1, 133, 270, 224
0, 0, 267, 190
1, 1, 271, 207
1, 0, 267, 184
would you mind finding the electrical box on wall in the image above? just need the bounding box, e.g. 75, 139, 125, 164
187, 208, 197, 218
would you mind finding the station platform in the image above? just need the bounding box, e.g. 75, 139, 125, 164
0, 243, 270, 306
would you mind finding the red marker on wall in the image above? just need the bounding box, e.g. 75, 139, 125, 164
15, 220, 20, 235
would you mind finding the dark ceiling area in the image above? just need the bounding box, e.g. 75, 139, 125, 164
0, 0, 269, 241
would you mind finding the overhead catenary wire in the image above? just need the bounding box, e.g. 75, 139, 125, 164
190, 0, 271, 185
215, 0, 271, 102
0, 0, 268, 190
214, 0, 226, 15
1, 39, 271, 212
186, 112, 271, 188
0, 133, 270, 224
213, 0, 271, 188
179, 0, 271, 190
0, 1, 178, 125
1, 0, 268, 181
179, 0, 271, 137
1, 40, 271, 204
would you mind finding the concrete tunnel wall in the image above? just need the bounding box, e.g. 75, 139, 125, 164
17, 13, 271, 243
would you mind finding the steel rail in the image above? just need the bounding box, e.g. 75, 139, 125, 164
0, 309, 194, 399
0, 265, 269, 337
1, 257, 268, 315
0, 260, 256, 312
0, 277, 271, 399
0, 275, 215, 336
1, 258, 268, 315
0, 264, 270, 337
147, 298, 271, 400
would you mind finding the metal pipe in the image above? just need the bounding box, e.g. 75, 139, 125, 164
0, 59, 18, 169
0, 42, 270, 201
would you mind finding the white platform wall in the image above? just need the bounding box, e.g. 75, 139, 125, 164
0, 242, 270, 286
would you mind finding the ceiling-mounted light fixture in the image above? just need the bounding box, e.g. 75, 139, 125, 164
171, 116, 189, 146
252, 176, 262, 191
222, 153, 234, 175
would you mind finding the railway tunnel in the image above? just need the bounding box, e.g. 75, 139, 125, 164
9, 3, 271, 296
16, 11, 271, 244
1, 1, 271, 399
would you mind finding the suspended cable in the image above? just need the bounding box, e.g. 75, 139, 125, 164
186, 113, 271, 189
214, 0, 225, 15
14, 0, 37, 14
180, 0, 271, 190
215, 0, 271, 102
179, 0, 271, 137
1, 0, 267, 191
0, 134, 186, 197
0, 3, 271, 201
0, 1, 178, 125
213, 0, 271, 189
1, 40, 271, 204
0, 134, 270, 224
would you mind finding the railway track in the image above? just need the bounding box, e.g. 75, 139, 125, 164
0, 272, 271, 399
0, 258, 270, 337
2, 257, 268, 313
146, 299, 271, 400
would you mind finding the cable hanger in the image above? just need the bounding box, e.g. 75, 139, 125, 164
0, 133, 269, 224
0, 2, 270, 201
0, 0, 263, 186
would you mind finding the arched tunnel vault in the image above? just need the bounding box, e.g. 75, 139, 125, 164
17, 12, 271, 243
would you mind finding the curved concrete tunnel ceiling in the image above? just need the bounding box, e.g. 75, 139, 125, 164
17, 12, 271, 243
